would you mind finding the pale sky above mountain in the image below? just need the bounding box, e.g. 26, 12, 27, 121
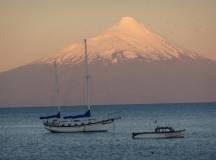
0, 0, 216, 72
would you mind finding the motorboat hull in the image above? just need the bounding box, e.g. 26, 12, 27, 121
132, 130, 185, 139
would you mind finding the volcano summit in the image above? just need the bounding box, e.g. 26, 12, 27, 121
39, 17, 203, 64
0, 17, 215, 106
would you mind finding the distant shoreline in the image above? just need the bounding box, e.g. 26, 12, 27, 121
0, 101, 215, 109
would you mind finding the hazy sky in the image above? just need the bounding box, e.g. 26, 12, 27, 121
0, 0, 215, 72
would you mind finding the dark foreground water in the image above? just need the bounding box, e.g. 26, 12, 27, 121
0, 103, 216, 160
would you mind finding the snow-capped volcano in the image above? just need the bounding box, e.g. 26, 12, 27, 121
39, 17, 200, 64
1, 16, 215, 106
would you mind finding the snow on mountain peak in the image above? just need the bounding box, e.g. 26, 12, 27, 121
39, 17, 200, 64
119, 16, 138, 23
116, 16, 141, 29
108, 16, 150, 35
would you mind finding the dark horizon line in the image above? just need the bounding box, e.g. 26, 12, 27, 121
0, 101, 215, 109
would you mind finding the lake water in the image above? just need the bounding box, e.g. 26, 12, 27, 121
0, 103, 216, 160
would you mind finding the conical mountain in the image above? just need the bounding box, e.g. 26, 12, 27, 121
0, 17, 215, 106
39, 17, 203, 65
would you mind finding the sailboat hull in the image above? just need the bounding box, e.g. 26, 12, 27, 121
43, 119, 114, 133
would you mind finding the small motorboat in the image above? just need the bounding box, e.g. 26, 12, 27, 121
132, 126, 186, 139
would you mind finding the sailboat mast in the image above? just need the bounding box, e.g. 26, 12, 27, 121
84, 39, 91, 110
54, 61, 61, 113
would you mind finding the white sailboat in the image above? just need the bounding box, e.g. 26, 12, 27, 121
40, 39, 120, 133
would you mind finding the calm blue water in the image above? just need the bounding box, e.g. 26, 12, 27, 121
0, 103, 216, 160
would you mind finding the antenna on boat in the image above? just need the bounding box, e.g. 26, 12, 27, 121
84, 39, 91, 111
54, 61, 61, 113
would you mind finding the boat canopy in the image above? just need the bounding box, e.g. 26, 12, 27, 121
155, 126, 175, 133
63, 110, 91, 119
40, 112, 60, 119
